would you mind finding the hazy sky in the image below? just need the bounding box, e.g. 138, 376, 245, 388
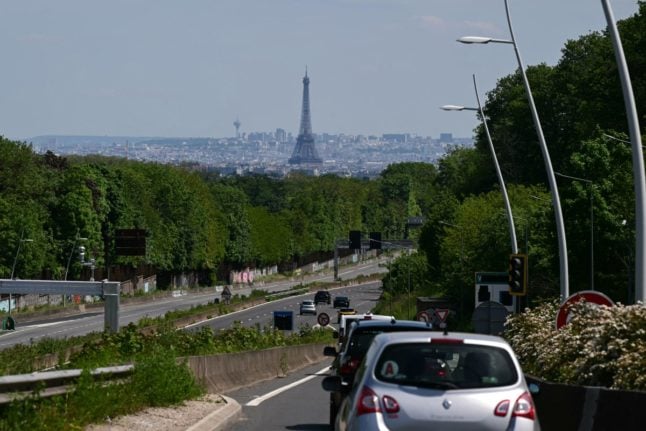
0, 0, 640, 140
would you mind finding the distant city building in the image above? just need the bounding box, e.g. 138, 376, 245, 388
234, 117, 241, 138
382, 133, 409, 143
439, 133, 453, 143
275, 128, 287, 143
288, 69, 322, 165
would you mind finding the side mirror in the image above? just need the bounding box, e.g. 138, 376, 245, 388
321, 376, 343, 392
323, 346, 337, 357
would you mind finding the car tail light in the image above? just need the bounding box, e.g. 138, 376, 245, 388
340, 358, 360, 375
512, 392, 536, 420
494, 400, 510, 417
382, 395, 400, 414
430, 338, 464, 345
357, 386, 382, 416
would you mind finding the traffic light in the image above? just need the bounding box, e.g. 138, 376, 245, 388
508, 254, 528, 296
349, 230, 362, 250
369, 232, 382, 250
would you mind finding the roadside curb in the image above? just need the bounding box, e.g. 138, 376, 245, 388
186, 395, 241, 431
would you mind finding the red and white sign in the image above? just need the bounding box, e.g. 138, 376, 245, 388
416, 311, 430, 322
435, 309, 449, 323
556, 290, 614, 329
317, 312, 330, 327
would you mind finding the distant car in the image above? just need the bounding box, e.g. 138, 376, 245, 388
333, 296, 350, 308
323, 319, 433, 426
300, 300, 317, 315
323, 331, 540, 431
314, 290, 332, 305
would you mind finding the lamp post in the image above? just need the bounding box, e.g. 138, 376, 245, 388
555, 172, 594, 291
601, 0, 645, 302
10, 231, 33, 315
441, 74, 518, 254
458, 0, 569, 301
65, 234, 87, 281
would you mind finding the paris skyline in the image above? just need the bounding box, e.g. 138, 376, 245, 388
0, 0, 639, 141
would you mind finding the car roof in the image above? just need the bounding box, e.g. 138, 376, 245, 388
346, 319, 433, 334
369, 331, 512, 350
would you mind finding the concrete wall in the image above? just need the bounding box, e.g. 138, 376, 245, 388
526, 375, 646, 430
185, 343, 329, 393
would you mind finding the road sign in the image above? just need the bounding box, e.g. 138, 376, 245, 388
472, 301, 509, 335
416, 311, 430, 322
556, 290, 615, 329
435, 309, 449, 323
317, 312, 330, 327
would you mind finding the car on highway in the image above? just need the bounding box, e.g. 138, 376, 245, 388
323, 331, 540, 431
323, 319, 433, 426
314, 290, 331, 305
299, 299, 317, 315
333, 295, 350, 308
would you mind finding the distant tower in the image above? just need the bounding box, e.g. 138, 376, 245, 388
289, 68, 322, 164
234, 117, 241, 138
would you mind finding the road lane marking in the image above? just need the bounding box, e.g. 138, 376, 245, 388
245, 365, 330, 406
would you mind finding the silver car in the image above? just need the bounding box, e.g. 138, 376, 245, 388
323, 331, 540, 431
299, 299, 317, 315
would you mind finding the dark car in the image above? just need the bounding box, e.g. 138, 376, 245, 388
322, 319, 434, 426
314, 290, 331, 305
333, 295, 350, 308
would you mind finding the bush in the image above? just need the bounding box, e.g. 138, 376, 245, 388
505, 300, 646, 390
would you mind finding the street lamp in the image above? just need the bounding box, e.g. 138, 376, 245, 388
9, 231, 33, 315
65, 233, 87, 281
555, 172, 594, 291
601, 0, 646, 303
441, 73, 518, 254
458, 0, 569, 301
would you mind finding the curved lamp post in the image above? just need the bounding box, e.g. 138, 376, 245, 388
601, 0, 645, 303
441, 74, 518, 255
457, 0, 569, 301
555, 172, 594, 291
10, 232, 33, 315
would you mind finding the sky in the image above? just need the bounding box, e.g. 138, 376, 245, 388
0, 0, 640, 141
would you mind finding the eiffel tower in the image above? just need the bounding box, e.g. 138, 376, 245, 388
289, 69, 322, 164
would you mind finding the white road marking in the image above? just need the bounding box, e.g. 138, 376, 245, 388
245, 365, 330, 406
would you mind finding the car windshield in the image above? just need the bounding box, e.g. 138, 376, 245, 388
375, 343, 518, 390
346, 328, 431, 358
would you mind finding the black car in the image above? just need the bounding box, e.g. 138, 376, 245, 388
322, 319, 435, 426
314, 290, 331, 305
333, 295, 350, 308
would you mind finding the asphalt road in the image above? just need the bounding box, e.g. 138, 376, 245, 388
0, 256, 389, 350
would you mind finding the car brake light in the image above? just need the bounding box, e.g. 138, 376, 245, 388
357, 386, 382, 416
340, 358, 360, 375
382, 395, 400, 414
512, 392, 536, 420
494, 399, 510, 417
430, 338, 464, 345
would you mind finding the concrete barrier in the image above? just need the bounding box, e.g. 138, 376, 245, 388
526, 375, 646, 430
184, 343, 329, 393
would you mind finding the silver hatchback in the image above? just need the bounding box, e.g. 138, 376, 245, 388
323, 331, 540, 431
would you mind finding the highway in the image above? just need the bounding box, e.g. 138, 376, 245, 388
0, 256, 389, 350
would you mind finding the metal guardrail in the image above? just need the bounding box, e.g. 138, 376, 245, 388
0, 365, 134, 405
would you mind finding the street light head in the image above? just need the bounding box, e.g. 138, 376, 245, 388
441, 104, 465, 111
457, 36, 493, 44
23, 239, 34, 243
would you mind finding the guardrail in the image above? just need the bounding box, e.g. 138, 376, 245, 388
0, 365, 134, 405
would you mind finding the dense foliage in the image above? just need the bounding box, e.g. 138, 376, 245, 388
505, 301, 646, 391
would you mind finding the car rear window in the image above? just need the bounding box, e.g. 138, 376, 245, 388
375, 343, 518, 389
346, 328, 432, 358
